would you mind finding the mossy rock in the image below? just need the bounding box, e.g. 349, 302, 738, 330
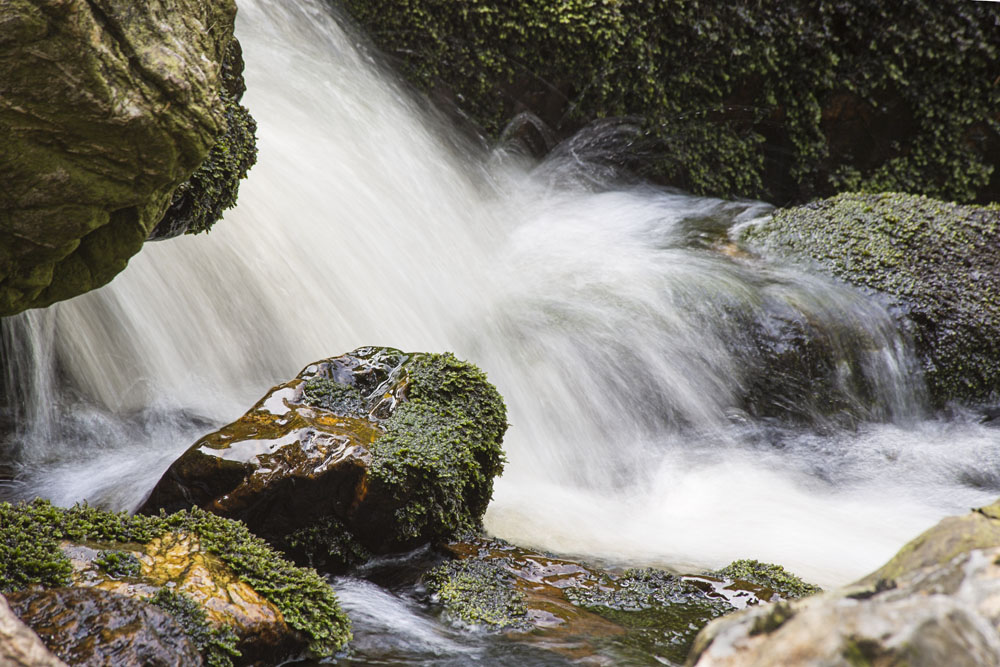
0, 500, 351, 665
338, 0, 1000, 204
139, 347, 508, 568
0, 0, 247, 316
713, 560, 821, 600
739, 192, 1000, 406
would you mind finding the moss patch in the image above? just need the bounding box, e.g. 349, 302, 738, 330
151, 588, 241, 667
741, 192, 1000, 405
424, 558, 531, 631
93, 550, 142, 579
714, 559, 821, 599
0, 500, 351, 658
339, 0, 1000, 204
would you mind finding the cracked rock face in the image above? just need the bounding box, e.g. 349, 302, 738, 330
0, 0, 238, 315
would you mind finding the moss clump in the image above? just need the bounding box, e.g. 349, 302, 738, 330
94, 550, 142, 579
370, 352, 508, 543
741, 192, 1000, 406
302, 377, 367, 417
565, 568, 732, 665
748, 600, 796, 636
715, 560, 821, 599
282, 515, 372, 572
340, 0, 1000, 204
424, 557, 530, 631
151, 588, 241, 667
0, 500, 351, 658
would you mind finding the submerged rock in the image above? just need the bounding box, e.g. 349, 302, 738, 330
740, 192, 1000, 406
7, 587, 201, 667
0, 500, 351, 665
425, 536, 816, 665
688, 501, 1000, 666
341, 0, 1000, 204
0, 594, 67, 667
139, 347, 507, 568
0, 0, 255, 316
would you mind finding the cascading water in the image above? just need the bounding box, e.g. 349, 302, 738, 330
1, 0, 998, 610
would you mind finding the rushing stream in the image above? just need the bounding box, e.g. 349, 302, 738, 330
2, 0, 999, 662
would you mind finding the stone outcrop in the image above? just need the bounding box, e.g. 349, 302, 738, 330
0, 595, 66, 667
0, 500, 351, 665
0, 0, 255, 316
341, 0, 1000, 204
139, 347, 508, 570
740, 192, 1000, 406
688, 501, 1000, 666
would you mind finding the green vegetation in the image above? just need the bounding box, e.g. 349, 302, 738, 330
370, 352, 508, 542
94, 550, 142, 579
302, 377, 367, 417
0, 500, 351, 658
340, 0, 1000, 203
715, 559, 821, 599
423, 558, 530, 631
742, 192, 1000, 405
150, 588, 242, 667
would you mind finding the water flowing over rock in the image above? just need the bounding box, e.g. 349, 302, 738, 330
0, 500, 351, 665
7, 587, 201, 667
740, 192, 1000, 407
0, 0, 255, 316
688, 501, 1000, 666
0, 595, 67, 667
139, 347, 508, 568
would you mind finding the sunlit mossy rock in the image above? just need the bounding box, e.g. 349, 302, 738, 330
0, 500, 351, 666
740, 192, 1000, 407
340, 0, 1000, 204
139, 347, 508, 570
688, 501, 1000, 666
425, 536, 816, 665
0, 0, 256, 316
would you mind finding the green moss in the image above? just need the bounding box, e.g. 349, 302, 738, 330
0, 500, 351, 658
302, 378, 366, 417
423, 557, 530, 631
282, 515, 372, 572
742, 192, 1000, 405
749, 601, 795, 636
715, 559, 821, 599
94, 550, 142, 579
150, 588, 241, 667
340, 0, 1000, 203
370, 352, 508, 542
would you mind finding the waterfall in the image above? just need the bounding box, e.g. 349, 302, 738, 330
1, 0, 997, 588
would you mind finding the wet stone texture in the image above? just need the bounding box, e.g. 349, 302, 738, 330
426, 537, 817, 665
0, 594, 67, 667
139, 347, 508, 569
7, 587, 201, 667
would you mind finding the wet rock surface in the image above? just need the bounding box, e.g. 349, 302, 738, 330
741, 192, 1000, 407
0, 594, 67, 667
7, 587, 200, 667
139, 347, 508, 566
689, 501, 1000, 666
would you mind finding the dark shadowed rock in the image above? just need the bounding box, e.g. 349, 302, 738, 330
7, 587, 201, 667
0, 594, 66, 667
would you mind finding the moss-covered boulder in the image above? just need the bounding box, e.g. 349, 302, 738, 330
0, 500, 351, 665
739, 192, 1000, 406
425, 536, 815, 665
688, 502, 1000, 667
0, 594, 67, 667
0, 0, 255, 316
7, 587, 201, 667
339, 0, 1000, 204
139, 347, 508, 569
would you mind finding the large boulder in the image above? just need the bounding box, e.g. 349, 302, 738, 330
139, 347, 508, 569
0, 595, 66, 667
739, 192, 1000, 406
0, 0, 255, 316
340, 0, 1000, 204
0, 500, 351, 665
687, 502, 1000, 666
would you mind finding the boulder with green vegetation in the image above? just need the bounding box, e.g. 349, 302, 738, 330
688, 501, 1000, 667
339, 0, 1000, 204
0, 500, 351, 665
0, 0, 256, 316
739, 192, 1000, 406
139, 347, 508, 569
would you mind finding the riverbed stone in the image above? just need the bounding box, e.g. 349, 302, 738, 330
0, 0, 254, 315
139, 347, 508, 567
0, 594, 67, 667
740, 192, 1000, 406
0, 500, 351, 665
